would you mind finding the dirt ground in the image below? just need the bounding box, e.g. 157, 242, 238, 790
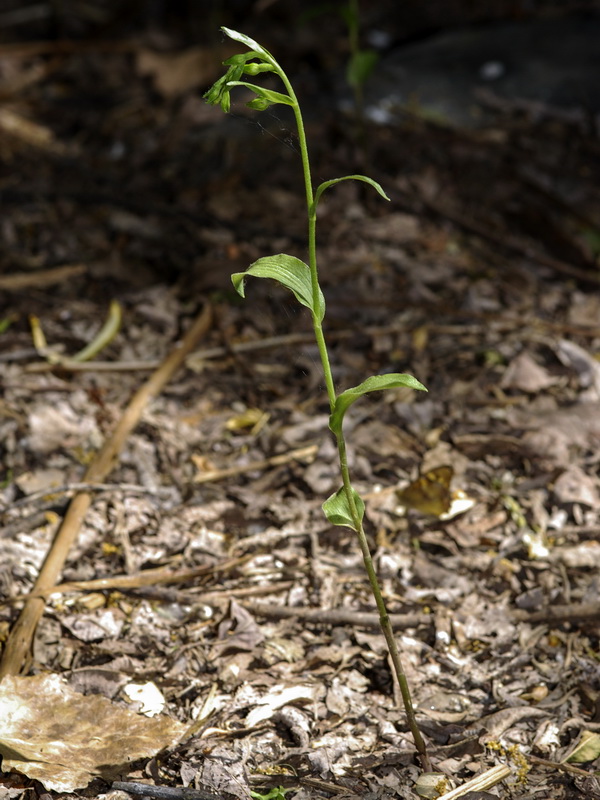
1, 4, 600, 799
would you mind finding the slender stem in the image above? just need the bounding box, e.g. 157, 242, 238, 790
283, 72, 429, 770
355, 520, 431, 769
275, 69, 337, 410
335, 433, 431, 771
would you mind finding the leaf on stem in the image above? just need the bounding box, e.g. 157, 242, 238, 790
329, 374, 427, 435
220, 27, 271, 59
323, 486, 365, 530
226, 81, 294, 109
204, 29, 283, 112
313, 175, 390, 212
231, 255, 325, 321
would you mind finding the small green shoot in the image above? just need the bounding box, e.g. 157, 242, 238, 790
0, 468, 14, 490
299, 1, 378, 152
205, 27, 430, 772
342, 0, 378, 102
0, 314, 16, 334
250, 787, 291, 800
341, 0, 379, 156
30, 300, 122, 366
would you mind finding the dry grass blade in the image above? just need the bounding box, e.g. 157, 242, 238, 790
0, 264, 87, 291
192, 443, 318, 483
435, 764, 512, 799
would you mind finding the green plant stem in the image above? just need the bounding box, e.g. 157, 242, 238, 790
335, 432, 431, 772
345, 0, 369, 161
277, 63, 430, 772
276, 71, 337, 411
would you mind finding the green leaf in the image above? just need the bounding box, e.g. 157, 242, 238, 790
231, 255, 325, 321
221, 27, 271, 60
347, 49, 379, 88
323, 486, 365, 530
226, 81, 294, 108
313, 175, 390, 212
329, 374, 427, 435
250, 787, 291, 800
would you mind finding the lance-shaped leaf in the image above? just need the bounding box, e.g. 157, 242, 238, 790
226, 81, 294, 108
329, 374, 427, 436
232, 255, 325, 321
221, 27, 273, 60
323, 486, 365, 531
313, 175, 389, 213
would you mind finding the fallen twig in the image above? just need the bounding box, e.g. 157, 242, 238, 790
243, 600, 429, 630
416, 191, 600, 286
243, 599, 600, 631
0, 263, 86, 291
192, 443, 318, 484
1, 567, 290, 610
22, 314, 600, 372
1, 481, 175, 515
22, 556, 249, 598
511, 603, 600, 624
0, 303, 212, 678
113, 780, 222, 800
527, 753, 593, 778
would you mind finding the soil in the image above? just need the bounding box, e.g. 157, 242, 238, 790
1, 4, 599, 800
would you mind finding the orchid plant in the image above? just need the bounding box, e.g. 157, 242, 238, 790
205, 27, 431, 772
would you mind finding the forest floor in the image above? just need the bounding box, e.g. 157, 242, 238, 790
1, 7, 600, 800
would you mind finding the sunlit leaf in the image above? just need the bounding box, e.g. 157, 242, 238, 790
232, 255, 325, 321
329, 373, 427, 435
221, 27, 272, 60
565, 731, 600, 764
0, 674, 185, 792
322, 486, 365, 530
313, 174, 389, 213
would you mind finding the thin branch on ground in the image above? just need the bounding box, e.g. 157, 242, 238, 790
0, 303, 213, 678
